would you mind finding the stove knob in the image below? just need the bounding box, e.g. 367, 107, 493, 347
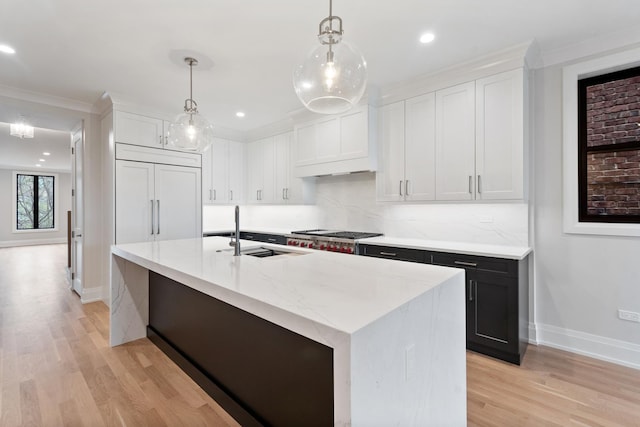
287, 241, 293, 245
308, 243, 314, 249
300, 242, 307, 248
319, 244, 326, 250
293, 241, 299, 246
328, 245, 335, 251
347, 248, 354, 254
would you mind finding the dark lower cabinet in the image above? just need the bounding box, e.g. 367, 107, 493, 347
359, 244, 529, 365
148, 271, 334, 427
239, 231, 287, 245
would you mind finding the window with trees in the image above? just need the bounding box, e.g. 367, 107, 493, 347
578, 66, 640, 223
16, 173, 56, 230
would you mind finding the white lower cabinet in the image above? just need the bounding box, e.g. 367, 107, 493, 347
115, 160, 201, 244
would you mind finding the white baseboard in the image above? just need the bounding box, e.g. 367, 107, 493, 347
81, 286, 104, 304
534, 323, 640, 370
0, 237, 66, 248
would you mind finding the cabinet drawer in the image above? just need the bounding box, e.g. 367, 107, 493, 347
240, 232, 286, 245
358, 244, 428, 264
432, 252, 517, 277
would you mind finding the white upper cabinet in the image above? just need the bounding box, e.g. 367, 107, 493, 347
246, 137, 276, 203
435, 82, 476, 201
405, 93, 436, 201
293, 105, 377, 177
114, 111, 165, 148
377, 94, 436, 202
275, 132, 308, 204
202, 138, 244, 205
376, 101, 406, 202
475, 69, 524, 200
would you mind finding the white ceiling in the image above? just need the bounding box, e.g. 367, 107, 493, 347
0, 0, 639, 134
0, 122, 71, 171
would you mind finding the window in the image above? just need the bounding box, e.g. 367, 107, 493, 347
15, 173, 56, 230
578, 66, 640, 223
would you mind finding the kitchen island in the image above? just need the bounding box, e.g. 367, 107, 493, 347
110, 237, 466, 426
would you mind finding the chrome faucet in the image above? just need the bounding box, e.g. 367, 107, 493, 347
230, 205, 241, 256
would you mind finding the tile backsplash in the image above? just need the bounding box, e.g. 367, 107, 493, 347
204, 172, 529, 247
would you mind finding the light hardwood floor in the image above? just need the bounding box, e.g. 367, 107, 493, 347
1, 244, 639, 426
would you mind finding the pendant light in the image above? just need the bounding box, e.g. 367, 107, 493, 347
167, 57, 214, 152
292, 0, 367, 115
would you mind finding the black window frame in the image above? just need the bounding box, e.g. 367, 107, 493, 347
16, 173, 56, 230
578, 65, 640, 224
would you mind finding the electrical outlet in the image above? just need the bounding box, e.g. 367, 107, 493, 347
618, 309, 640, 323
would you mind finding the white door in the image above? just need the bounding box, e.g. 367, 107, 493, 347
376, 101, 405, 202
70, 123, 84, 296
201, 144, 213, 204
115, 160, 155, 244
405, 93, 436, 201
275, 133, 290, 203
154, 164, 202, 241
435, 82, 476, 201
476, 69, 524, 200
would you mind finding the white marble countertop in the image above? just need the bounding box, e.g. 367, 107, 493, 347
111, 237, 462, 336
358, 236, 531, 260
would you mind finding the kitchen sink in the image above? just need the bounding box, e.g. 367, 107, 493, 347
217, 246, 306, 258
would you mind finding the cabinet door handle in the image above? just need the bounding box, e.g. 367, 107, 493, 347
150, 200, 155, 235
399, 180, 403, 196
285, 188, 289, 200
213, 189, 216, 201
380, 251, 397, 257
468, 280, 474, 302
405, 180, 409, 196
477, 175, 482, 194
164, 135, 168, 145
268, 238, 277, 242
468, 176, 473, 194
230, 190, 233, 201
454, 260, 477, 267
159, 136, 163, 145
209, 189, 212, 201
282, 188, 286, 200
156, 200, 160, 234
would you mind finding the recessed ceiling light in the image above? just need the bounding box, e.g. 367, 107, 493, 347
236, 111, 245, 118
0, 44, 16, 54
39, 159, 45, 162
419, 33, 435, 44
43, 152, 50, 156
36, 164, 42, 167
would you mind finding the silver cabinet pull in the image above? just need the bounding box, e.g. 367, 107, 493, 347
405, 180, 410, 196
468, 280, 474, 302
159, 136, 163, 145
209, 189, 212, 201
454, 260, 477, 267
213, 189, 216, 201
268, 238, 277, 242
150, 200, 155, 235
285, 188, 289, 200
468, 176, 472, 194
256, 190, 260, 201
282, 188, 286, 200
399, 180, 403, 196
477, 175, 482, 194
380, 251, 397, 257
156, 200, 160, 234
164, 135, 168, 145
230, 190, 233, 201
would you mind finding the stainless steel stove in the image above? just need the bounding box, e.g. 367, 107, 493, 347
287, 229, 383, 254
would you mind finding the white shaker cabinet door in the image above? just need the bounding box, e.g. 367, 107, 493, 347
114, 111, 164, 148
154, 164, 202, 241
228, 140, 244, 204
115, 160, 155, 244
211, 139, 230, 204
376, 101, 405, 202
201, 146, 213, 205
435, 81, 476, 201
475, 69, 524, 200
405, 92, 436, 201
275, 132, 291, 203
261, 137, 277, 203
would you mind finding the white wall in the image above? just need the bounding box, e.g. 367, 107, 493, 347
0, 168, 71, 247
533, 52, 640, 368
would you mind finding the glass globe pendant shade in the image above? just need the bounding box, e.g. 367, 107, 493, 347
167, 111, 214, 152
293, 39, 367, 115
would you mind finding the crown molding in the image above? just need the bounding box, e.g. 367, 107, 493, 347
541, 25, 640, 69
0, 84, 94, 113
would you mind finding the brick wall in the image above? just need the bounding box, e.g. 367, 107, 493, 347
585, 75, 640, 216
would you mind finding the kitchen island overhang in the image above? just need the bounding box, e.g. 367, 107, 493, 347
110, 237, 466, 426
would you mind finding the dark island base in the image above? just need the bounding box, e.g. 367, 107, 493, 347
147, 271, 334, 427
